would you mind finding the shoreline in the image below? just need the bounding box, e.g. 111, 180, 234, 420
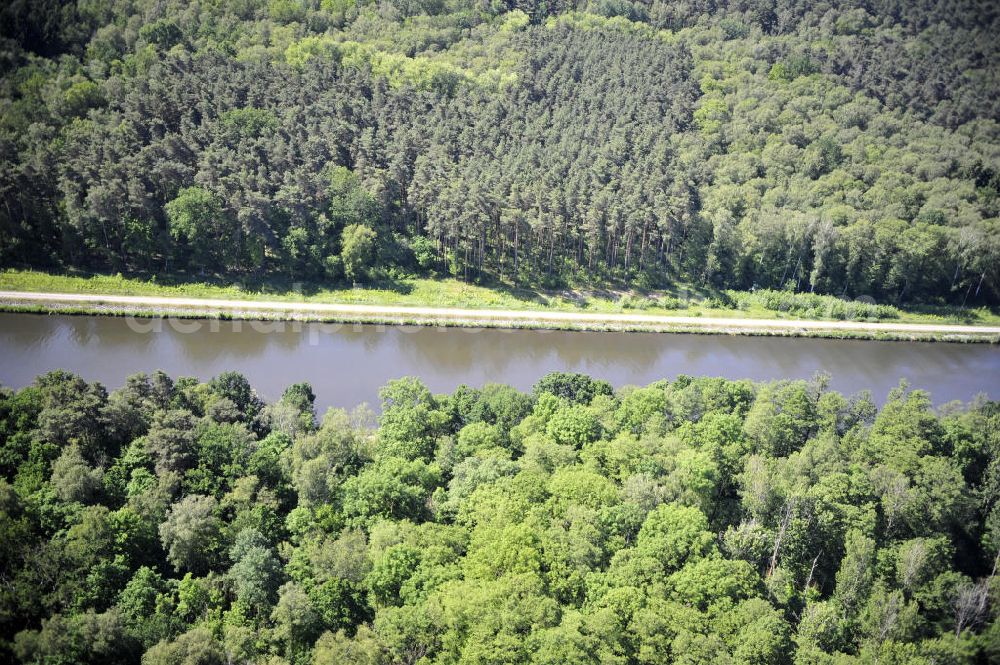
2, 291, 998, 343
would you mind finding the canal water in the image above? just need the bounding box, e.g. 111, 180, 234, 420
1, 313, 997, 413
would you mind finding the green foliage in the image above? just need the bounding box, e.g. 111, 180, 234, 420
4, 1, 997, 307
667, 558, 762, 612
164, 188, 233, 270
14, 610, 138, 665
545, 404, 601, 447
139, 20, 183, 50
158, 495, 222, 574
367, 544, 422, 606
729, 289, 901, 321
341, 224, 378, 284
228, 528, 283, 615
377, 377, 448, 461
117, 568, 177, 648
50, 444, 103, 503
141, 627, 224, 665
341, 457, 441, 525
219, 107, 278, 138
636, 502, 717, 573
533, 372, 613, 405
2, 369, 1000, 659
207, 372, 262, 424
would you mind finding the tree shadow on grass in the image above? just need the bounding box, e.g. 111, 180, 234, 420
233, 276, 416, 299
902, 303, 1000, 325
461, 275, 549, 306
120, 269, 415, 299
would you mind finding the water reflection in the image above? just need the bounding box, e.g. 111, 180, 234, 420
0, 313, 997, 413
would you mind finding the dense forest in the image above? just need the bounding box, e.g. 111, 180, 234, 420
1, 1, 999, 305
0, 369, 998, 664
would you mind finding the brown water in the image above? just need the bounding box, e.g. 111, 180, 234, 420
1, 313, 997, 412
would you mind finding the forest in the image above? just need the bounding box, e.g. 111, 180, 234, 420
1, 1, 1000, 306
0, 369, 998, 664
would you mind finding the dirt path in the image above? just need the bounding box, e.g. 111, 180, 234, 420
2, 290, 1000, 337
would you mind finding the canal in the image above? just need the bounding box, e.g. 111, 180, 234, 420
1, 313, 997, 412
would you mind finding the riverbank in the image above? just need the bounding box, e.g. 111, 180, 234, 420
2, 289, 999, 342
3, 268, 999, 342
6, 270, 1000, 325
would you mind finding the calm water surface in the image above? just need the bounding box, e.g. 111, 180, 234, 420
1, 313, 997, 412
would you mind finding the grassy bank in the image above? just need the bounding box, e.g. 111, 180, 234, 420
2, 268, 999, 329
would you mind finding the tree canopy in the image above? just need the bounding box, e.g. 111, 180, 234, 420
1, 369, 999, 663
1, 1, 998, 305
